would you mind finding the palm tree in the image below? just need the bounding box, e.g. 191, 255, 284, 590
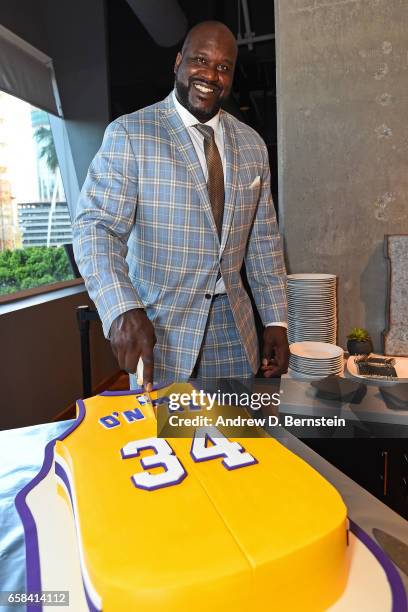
34, 126, 58, 173
34, 125, 63, 246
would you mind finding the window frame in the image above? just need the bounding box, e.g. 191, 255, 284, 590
0, 28, 81, 302
0, 277, 84, 306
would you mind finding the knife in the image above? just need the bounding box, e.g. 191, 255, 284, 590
373, 528, 408, 576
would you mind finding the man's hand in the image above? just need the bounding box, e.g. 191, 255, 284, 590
261, 326, 289, 377
110, 309, 156, 391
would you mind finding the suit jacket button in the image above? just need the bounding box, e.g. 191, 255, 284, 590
205, 293, 212, 299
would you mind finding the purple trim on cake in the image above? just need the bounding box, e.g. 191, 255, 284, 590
59, 398, 86, 439
14, 399, 100, 612
83, 586, 100, 612
99, 381, 173, 396
14, 440, 56, 612
54, 462, 100, 612
99, 388, 144, 396
349, 519, 407, 612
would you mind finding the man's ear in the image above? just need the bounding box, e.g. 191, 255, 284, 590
174, 52, 182, 74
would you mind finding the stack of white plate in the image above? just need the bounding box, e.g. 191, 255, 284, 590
289, 341, 344, 377
288, 273, 337, 344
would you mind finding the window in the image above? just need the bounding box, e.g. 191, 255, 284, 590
0, 91, 74, 296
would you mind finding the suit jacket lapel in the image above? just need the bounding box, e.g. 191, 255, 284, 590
220, 111, 238, 253
160, 95, 220, 241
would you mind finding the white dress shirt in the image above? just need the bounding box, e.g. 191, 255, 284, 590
172, 91, 286, 330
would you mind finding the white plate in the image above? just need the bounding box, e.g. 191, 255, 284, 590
288, 316, 337, 329
288, 286, 335, 289
288, 310, 336, 316
288, 325, 336, 334
290, 355, 343, 365
288, 321, 337, 328
289, 328, 337, 334
290, 366, 343, 376
287, 367, 324, 379
287, 280, 336, 285
289, 332, 337, 339
288, 296, 336, 301
290, 369, 343, 377
289, 341, 338, 346
289, 333, 337, 339
290, 359, 342, 366
290, 341, 343, 359
287, 273, 336, 281
289, 311, 336, 315
288, 316, 337, 321
287, 282, 336, 286
288, 333, 337, 339
288, 290, 336, 294
288, 313, 337, 319
288, 308, 337, 314
287, 286, 336, 290
289, 365, 343, 377
346, 355, 408, 384
290, 358, 343, 369
288, 303, 336, 308
288, 296, 336, 300
288, 320, 337, 326
287, 284, 336, 288
288, 298, 336, 303
288, 301, 336, 306
288, 323, 337, 328
288, 339, 337, 343
287, 290, 336, 294
289, 308, 336, 313
288, 301, 336, 305
289, 320, 337, 326
288, 298, 336, 302
288, 312, 337, 317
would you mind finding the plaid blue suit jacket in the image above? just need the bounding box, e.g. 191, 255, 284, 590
73, 93, 287, 380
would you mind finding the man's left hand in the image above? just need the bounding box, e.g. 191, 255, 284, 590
261, 326, 289, 377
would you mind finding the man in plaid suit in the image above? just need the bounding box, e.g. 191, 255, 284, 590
73, 21, 288, 388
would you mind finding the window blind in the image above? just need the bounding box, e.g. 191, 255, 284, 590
0, 24, 61, 116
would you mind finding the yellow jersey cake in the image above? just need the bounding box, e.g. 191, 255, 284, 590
47, 382, 349, 611
17, 382, 408, 610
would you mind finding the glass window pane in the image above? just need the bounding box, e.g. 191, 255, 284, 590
0, 90, 75, 295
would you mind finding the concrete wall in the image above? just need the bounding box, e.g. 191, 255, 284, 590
275, 0, 408, 350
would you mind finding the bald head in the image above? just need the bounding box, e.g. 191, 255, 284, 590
174, 21, 238, 122
181, 21, 238, 57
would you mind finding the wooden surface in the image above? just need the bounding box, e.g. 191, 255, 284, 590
52, 371, 129, 422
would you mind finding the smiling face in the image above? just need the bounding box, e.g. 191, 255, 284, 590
174, 22, 238, 123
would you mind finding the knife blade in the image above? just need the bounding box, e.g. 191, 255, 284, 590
372, 528, 408, 577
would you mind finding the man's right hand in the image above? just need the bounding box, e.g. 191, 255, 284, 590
110, 308, 156, 391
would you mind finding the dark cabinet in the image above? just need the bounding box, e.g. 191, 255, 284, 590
304, 439, 408, 519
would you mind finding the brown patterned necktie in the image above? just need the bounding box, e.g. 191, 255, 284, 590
194, 124, 225, 239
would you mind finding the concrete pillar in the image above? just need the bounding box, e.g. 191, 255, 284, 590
275, 0, 408, 350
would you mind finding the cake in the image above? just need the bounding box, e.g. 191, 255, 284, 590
15, 383, 405, 611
